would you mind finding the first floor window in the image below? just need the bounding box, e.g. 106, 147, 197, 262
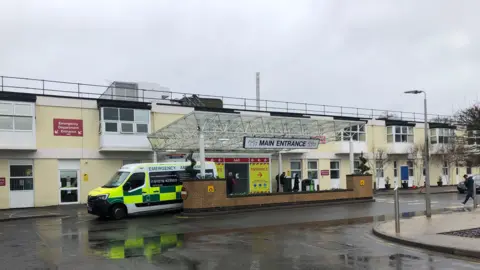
330, 161, 340, 179
101, 107, 149, 134
290, 160, 302, 179
387, 126, 414, 143
10, 164, 33, 191
0, 102, 34, 131
307, 160, 318, 179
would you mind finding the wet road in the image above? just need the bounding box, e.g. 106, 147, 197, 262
1, 193, 478, 269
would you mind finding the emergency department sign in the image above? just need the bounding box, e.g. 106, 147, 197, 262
243, 137, 320, 149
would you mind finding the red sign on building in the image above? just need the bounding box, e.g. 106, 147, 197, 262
0, 177, 5, 186
224, 158, 250, 163
320, 170, 330, 176
53, 119, 84, 137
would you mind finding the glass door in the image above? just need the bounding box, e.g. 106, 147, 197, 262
59, 170, 79, 204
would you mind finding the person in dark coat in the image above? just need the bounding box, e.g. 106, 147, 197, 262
226, 172, 234, 195
462, 174, 477, 205
280, 172, 286, 192
275, 174, 280, 192
293, 174, 300, 192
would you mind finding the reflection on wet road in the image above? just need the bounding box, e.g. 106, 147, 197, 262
1, 211, 479, 269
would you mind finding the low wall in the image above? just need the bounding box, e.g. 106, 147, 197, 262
182, 175, 373, 213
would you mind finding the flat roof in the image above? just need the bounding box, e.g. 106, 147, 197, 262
147, 109, 366, 152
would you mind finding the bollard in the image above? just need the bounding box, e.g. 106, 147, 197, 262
394, 185, 400, 233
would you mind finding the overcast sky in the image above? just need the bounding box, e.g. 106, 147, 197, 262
1, 0, 479, 118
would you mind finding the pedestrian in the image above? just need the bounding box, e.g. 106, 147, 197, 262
226, 172, 234, 195
293, 173, 299, 192
280, 172, 286, 192
233, 173, 239, 193
462, 174, 477, 205
275, 174, 280, 192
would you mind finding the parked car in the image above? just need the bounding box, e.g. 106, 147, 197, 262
457, 175, 480, 194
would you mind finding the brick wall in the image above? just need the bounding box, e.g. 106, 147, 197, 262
182, 178, 372, 211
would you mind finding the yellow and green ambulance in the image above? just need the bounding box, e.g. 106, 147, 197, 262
87, 162, 217, 219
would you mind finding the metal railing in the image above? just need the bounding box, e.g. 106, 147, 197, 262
0, 75, 451, 122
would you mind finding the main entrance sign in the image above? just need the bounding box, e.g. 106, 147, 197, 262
243, 137, 320, 149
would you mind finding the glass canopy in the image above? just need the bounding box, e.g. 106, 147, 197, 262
147, 110, 366, 152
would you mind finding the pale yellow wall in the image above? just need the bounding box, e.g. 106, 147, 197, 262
0, 160, 9, 209
318, 159, 331, 190
36, 106, 99, 149
414, 126, 425, 145
152, 112, 185, 132
367, 125, 388, 151
80, 159, 123, 203
34, 159, 58, 207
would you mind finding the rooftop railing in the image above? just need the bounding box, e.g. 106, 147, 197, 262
0, 75, 452, 123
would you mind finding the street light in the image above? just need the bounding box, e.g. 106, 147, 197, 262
404, 89, 431, 218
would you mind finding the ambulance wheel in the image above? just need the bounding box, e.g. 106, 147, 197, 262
110, 204, 127, 220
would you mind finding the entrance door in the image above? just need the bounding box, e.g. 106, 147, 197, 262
330, 161, 340, 189
225, 163, 249, 193
59, 170, 79, 204
9, 161, 34, 208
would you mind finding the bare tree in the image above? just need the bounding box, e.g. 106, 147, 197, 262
370, 147, 392, 188
455, 104, 480, 166
407, 143, 425, 186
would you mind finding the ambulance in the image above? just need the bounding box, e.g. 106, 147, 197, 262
87, 162, 218, 219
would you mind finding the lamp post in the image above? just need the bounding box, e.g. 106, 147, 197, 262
404, 90, 431, 218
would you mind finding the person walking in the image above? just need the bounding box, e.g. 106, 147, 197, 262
293, 173, 300, 192
226, 172, 234, 195
275, 174, 280, 192
462, 174, 477, 206
280, 172, 287, 192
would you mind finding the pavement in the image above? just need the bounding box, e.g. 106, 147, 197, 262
1, 193, 480, 269
375, 185, 458, 196
0, 204, 87, 222
373, 207, 480, 259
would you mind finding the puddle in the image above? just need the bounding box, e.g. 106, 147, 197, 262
89, 233, 184, 260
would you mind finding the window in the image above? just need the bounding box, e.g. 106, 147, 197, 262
290, 160, 302, 179
125, 173, 145, 190
467, 161, 472, 175
10, 164, 33, 191
375, 161, 384, 178
442, 161, 448, 176
330, 161, 340, 179
307, 160, 318, 179
393, 161, 397, 177
0, 102, 34, 131
430, 128, 455, 144
387, 126, 413, 143
467, 130, 480, 145
354, 160, 361, 174
101, 107, 150, 134
335, 124, 366, 141
407, 161, 414, 177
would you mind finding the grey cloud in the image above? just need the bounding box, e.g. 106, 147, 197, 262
1, 0, 479, 116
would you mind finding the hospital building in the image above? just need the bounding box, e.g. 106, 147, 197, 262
0, 76, 471, 209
